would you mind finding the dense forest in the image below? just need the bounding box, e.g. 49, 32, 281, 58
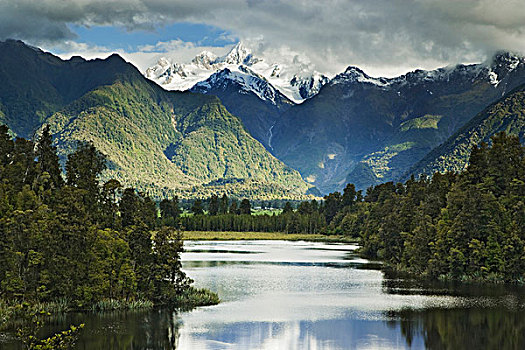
352, 132, 524, 282
183, 133, 525, 282
1, 119, 522, 314
0, 125, 217, 311
181, 194, 326, 234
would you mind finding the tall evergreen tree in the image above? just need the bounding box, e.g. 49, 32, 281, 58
323, 192, 341, 223
191, 199, 204, 216
342, 183, 357, 207
65, 142, 106, 211
282, 202, 293, 214
101, 179, 121, 228
159, 196, 180, 221
239, 199, 251, 215
36, 125, 64, 189
120, 188, 139, 228
229, 199, 238, 214
208, 194, 219, 216
0, 124, 13, 169
219, 194, 229, 214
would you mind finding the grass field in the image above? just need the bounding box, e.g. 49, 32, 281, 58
182, 231, 357, 243
180, 209, 283, 217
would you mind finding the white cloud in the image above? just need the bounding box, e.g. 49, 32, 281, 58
137, 39, 195, 53
54, 39, 232, 73
2, 0, 525, 76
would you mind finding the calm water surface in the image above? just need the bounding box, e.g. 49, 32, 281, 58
2, 240, 525, 349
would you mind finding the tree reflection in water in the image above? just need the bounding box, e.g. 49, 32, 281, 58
383, 270, 525, 349
387, 308, 525, 349
2, 308, 182, 350
73, 308, 182, 350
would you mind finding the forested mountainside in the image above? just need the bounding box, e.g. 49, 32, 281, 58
270, 53, 525, 193
406, 83, 525, 178
190, 67, 294, 149
0, 40, 311, 199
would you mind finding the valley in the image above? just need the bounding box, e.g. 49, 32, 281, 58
1, 39, 524, 199
145, 44, 525, 194
2, 3, 525, 350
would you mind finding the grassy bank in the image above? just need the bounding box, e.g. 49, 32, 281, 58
182, 231, 357, 243
173, 287, 221, 309
0, 286, 220, 332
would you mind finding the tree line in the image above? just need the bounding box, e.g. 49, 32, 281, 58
180, 132, 525, 282
326, 132, 524, 282
0, 125, 197, 307
181, 194, 326, 234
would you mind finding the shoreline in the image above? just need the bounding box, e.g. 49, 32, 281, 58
0, 286, 219, 333
182, 231, 358, 243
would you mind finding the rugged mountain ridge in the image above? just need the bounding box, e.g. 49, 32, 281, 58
3, 39, 524, 197
270, 52, 525, 193
190, 66, 294, 149
0, 39, 312, 199
145, 42, 329, 103
406, 83, 525, 178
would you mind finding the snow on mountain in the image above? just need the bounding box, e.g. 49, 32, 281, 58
191, 51, 217, 68
330, 51, 525, 90
144, 42, 329, 103
290, 72, 330, 100
192, 66, 283, 104
331, 66, 391, 86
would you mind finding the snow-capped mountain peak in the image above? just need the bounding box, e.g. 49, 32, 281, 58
290, 72, 330, 99
491, 51, 522, 69
332, 66, 389, 86
143, 42, 329, 103
218, 42, 255, 65
192, 65, 283, 105
328, 51, 525, 92
191, 51, 217, 68
157, 57, 171, 68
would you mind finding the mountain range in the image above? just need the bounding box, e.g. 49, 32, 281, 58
145, 42, 329, 104
407, 82, 525, 178
0, 39, 312, 199
271, 52, 525, 192
1, 39, 524, 198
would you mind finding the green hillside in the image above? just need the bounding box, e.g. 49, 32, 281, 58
0, 40, 311, 199
407, 84, 525, 178
272, 57, 525, 192
190, 69, 294, 150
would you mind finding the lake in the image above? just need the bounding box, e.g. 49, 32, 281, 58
1, 240, 524, 349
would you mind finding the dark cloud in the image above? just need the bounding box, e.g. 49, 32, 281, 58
1, 0, 525, 76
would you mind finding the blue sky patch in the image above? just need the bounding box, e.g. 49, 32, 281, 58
68, 22, 236, 52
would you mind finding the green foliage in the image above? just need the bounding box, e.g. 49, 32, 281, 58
208, 194, 219, 216
399, 115, 443, 132
89, 298, 153, 311
0, 134, 214, 335
409, 85, 525, 179
36, 125, 64, 190
327, 132, 525, 282
172, 287, 220, 309
15, 303, 83, 350
219, 194, 229, 214
394, 307, 525, 349
239, 199, 251, 215
65, 142, 106, 193
182, 231, 353, 242
181, 199, 325, 234
191, 199, 204, 216
0, 40, 311, 200
272, 63, 521, 193
159, 195, 181, 226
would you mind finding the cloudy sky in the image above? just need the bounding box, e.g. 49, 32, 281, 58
2, 0, 525, 77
